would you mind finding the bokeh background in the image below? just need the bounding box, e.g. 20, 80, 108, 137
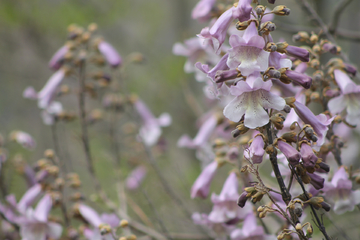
1, 0, 360, 239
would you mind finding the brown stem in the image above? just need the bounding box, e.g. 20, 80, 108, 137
290, 165, 331, 240
264, 122, 308, 240
329, 0, 354, 35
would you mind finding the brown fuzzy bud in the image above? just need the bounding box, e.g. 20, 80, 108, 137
295, 223, 302, 231
44, 149, 55, 159
273, 5, 290, 15
99, 223, 112, 235
236, 21, 250, 30
270, 113, 285, 130
312, 44, 321, 54
259, 211, 267, 218
293, 31, 309, 42
281, 131, 297, 144
284, 97, 296, 108
120, 219, 129, 228
305, 197, 324, 208
255, 5, 266, 16
265, 145, 275, 155
265, 42, 277, 52
310, 59, 320, 69
310, 92, 320, 102
251, 191, 265, 203
310, 33, 318, 44
297, 192, 313, 201
232, 123, 249, 138
276, 42, 289, 54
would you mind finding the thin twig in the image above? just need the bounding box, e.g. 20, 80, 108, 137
297, 0, 350, 63
289, 165, 331, 240
329, 0, 354, 35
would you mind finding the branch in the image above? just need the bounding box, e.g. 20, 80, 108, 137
329, 0, 354, 35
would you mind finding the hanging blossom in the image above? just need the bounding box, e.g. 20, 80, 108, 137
227, 22, 270, 76
323, 166, 360, 215
17, 194, 62, 240
198, 0, 252, 53
133, 97, 172, 146
328, 69, 360, 126
223, 74, 286, 129
9, 131, 36, 150
78, 204, 120, 240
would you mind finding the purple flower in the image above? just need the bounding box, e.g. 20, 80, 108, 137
300, 142, 317, 169
294, 101, 335, 146
208, 172, 252, 223
10, 131, 36, 150
230, 213, 275, 240
323, 166, 360, 214
133, 98, 172, 146
192, 212, 235, 239
48, 45, 68, 70
244, 135, 265, 164
232, 0, 253, 22
23, 86, 38, 100
285, 45, 310, 62
328, 69, 360, 125
284, 69, 312, 89
191, 161, 218, 199
79, 204, 119, 240
276, 140, 300, 166
223, 74, 285, 128
308, 172, 324, 190
37, 69, 66, 109
227, 22, 270, 76
18, 194, 62, 240
97, 41, 122, 68
125, 165, 147, 190
191, 0, 216, 22
178, 113, 218, 149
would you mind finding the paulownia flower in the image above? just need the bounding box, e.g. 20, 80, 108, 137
223, 74, 285, 129
328, 69, 360, 126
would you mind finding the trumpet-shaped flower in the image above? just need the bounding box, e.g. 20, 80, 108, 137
328, 69, 360, 125
323, 166, 360, 214
18, 194, 62, 240
227, 22, 270, 76
133, 98, 171, 146
191, 161, 218, 199
223, 74, 285, 128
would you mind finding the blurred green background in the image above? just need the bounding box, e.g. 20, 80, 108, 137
1, 0, 360, 239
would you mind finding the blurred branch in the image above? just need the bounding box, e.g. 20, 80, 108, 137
329, 0, 353, 35
297, 0, 350, 62
276, 22, 360, 42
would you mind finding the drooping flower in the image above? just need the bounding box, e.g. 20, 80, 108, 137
323, 166, 360, 214
227, 22, 270, 76
191, 161, 219, 199
208, 172, 252, 223
328, 69, 360, 126
48, 45, 68, 70
230, 213, 276, 240
178, 113, 218, 149
37, 69, 66, 109
97, 40, 122, 68
125, 165, 147, 190
78, 204, 119, 240
293, 101, 335, 146
276, 140, 300, 166
18, 194, 62, 240
223, 74, 285, 129
9, 131, 36, 150
133, 97, 172, 146
244, 134, 265, 164
191, 0, 216, 22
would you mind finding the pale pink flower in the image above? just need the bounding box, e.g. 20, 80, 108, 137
244, 134, 265, 164
191, 161, 218, 199
10, 131, 36, 150
223, 74, 285, 128
208, 172, 252, 223
48, 45, 68, 70
323, 166, 360, 214
191, 0, 216, 22
97, 41, 122, 68
18, 194, 62, 240
227, 22, 270, 76
125, 165, 147, 190
133, 99, 171, 146
328, 69, 360, 125
38, 69, 66, 109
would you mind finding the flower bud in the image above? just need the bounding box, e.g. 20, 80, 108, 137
295, 223, 302, 231
310, 33, 318, 44
273, 5, 290, 15
277, 140, 300, 166
215, 69, 240, 83
232, 123, 249, 138
255, 5, 266, 15
236, 21, 250, 30
120, 219, 129, 228
237, 191, 249, 208
281, 131, 297, 144
293, 31, 309, 42
270, 113, 285, 130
